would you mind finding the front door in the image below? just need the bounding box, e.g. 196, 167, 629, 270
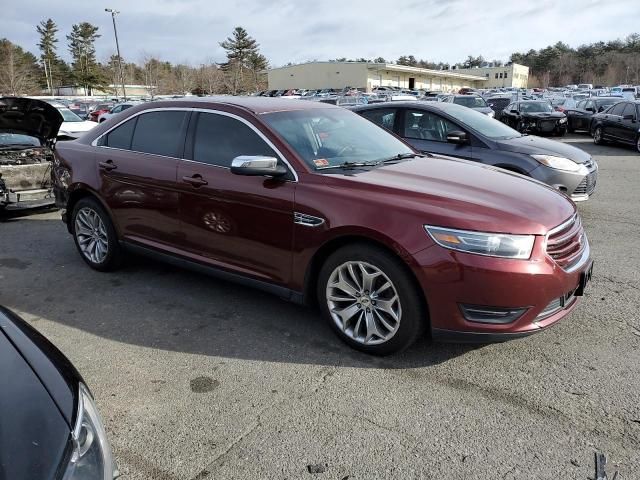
400, 108, 473, 159
95, 110, 189, 248
177, 111, 295, 285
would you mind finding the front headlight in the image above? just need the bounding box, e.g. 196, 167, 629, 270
487, 110, 495, 118
62, 384, 117, 480
424, 226, 535, 259
531, 154, 582, 172
559, 117, 567, 124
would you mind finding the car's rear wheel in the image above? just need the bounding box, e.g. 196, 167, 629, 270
636, 135, 640, 154
593, 126, 604, 145
71, 197, 122, 271
317, 244, 426, 355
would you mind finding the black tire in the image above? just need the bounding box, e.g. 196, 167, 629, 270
71, 197, 123, 271
567, 126, 575, 133
557, 128, 566, 137
593, 125, 604, 145
317, 244, 426, 355
636, 135, 640, 154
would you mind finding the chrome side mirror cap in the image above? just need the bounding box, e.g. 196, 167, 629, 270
230, 156, 287, 177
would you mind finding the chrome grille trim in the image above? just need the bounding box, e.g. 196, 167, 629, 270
546, 213, 587, 270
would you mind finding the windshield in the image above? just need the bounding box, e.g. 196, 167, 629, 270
262, 108, 414, 170
520, 102, 553, 113
453, 96, 487, 108
0, 133, 41, 147
444, 104, 521, 140
58, 108, 83, 122
595, 98, 618, 109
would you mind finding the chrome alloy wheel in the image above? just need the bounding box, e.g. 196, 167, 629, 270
326, 261, 401, 345
75, 207, 109, 264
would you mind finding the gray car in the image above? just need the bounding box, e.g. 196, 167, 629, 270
442, 94, 496, 118
351, 101, 597, 201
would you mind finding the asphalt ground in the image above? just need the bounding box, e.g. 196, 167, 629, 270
1, 134, 638, 479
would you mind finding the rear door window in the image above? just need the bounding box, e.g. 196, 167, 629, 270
358, 108, 397, 132
622, 103, 637, 118
403, 109, 458, 142
103, 117, 137, 149
130, 111, 189, 157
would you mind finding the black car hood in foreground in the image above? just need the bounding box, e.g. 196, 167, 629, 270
495, 134, 592, 164
0, 97, 64, 142
0, 306, 82, 480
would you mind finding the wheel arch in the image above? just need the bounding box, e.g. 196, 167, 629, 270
65, 185, 119, 235
302, 233, 429, 321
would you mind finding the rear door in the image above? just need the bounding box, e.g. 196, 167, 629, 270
618, 103, 639, 142
399, 108, 473, 159
95, 110, 188, 248
177, 110, 295, 285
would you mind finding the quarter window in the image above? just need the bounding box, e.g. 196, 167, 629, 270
192, 112, 278, 168
622, 103, 637, 118
403, 109, 459, 142
130, 111, 188, 157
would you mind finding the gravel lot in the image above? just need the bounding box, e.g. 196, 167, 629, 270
1, 134, 638, 479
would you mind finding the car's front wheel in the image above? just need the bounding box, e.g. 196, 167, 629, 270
71, 197, 123, 271
318, 244, 426, 355
593, 126, 604, 145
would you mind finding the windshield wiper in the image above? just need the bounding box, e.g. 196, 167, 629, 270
377, 152, 426, 163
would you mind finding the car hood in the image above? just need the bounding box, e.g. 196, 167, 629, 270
327, 156, 575, 235
521, 111, 565, 120
0, 306, 77, 480
494, 135, 592, 163
59, 120, 98, 138
0, 97, 63, 143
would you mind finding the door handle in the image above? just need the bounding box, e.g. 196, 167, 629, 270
98, 160, 117, 171
182, 174, 208, 187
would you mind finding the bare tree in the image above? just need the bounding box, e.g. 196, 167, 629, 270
0, 39, 39, 95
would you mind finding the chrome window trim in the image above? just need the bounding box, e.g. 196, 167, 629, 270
91, 107, 299, 182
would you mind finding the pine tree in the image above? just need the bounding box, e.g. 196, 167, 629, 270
67, 22, 106, 95
220, 27, 261, 94
36, 19, 58, 93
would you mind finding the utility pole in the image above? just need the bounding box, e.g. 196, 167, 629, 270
105, 8, 127, 100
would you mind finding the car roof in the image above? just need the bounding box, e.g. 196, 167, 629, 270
351, 101, 471, 115
138, 96, 337, 114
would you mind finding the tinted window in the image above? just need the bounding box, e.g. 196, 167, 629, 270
622, 103, 637, 118
609, 103, 626, 116
359, 108, 397, 131
453, 96, 487, 108
403, 109, 458, 142
104, 118, 137, 149
131, 111, 188, 156
193, 112, 277, 167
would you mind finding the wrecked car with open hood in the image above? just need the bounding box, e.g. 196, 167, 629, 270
0, 97, 63, 210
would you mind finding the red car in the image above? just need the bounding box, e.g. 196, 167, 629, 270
52, 98, 593, 355
88, 103, 114, 122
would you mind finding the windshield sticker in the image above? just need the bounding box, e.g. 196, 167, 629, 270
313, 158, 330, 167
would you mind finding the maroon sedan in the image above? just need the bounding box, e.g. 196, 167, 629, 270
52, 97, 593, 355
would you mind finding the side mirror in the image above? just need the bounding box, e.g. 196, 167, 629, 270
598, 106, 605, 112
585, 107, 595, 113
510, 109, 519, 114
230, 156, 287, 178
446, 130, 469, 145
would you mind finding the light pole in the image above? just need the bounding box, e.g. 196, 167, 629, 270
105, 8, 127, 100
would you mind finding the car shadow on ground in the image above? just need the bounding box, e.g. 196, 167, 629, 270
561, 133, 637, 157
1, 216, 480, 370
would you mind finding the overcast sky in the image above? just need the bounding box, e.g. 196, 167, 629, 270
3, 0, 638, 67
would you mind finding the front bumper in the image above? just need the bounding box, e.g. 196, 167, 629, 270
413, 234, 593, 341
529, 160, 598, 202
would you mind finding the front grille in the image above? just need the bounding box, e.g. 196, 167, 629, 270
574, 171, 597, 196
538, 120, 557, 132
546, 214, 586, 269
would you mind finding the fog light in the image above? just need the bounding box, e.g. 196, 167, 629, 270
459, 304, 527, 324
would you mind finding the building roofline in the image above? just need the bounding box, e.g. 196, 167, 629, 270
267, 61, 488, 81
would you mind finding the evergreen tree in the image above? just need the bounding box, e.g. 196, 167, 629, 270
0, 39, 40, 95
220, 26, 261, 94
67, 22, 106, 94
36, 18, 58, 93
